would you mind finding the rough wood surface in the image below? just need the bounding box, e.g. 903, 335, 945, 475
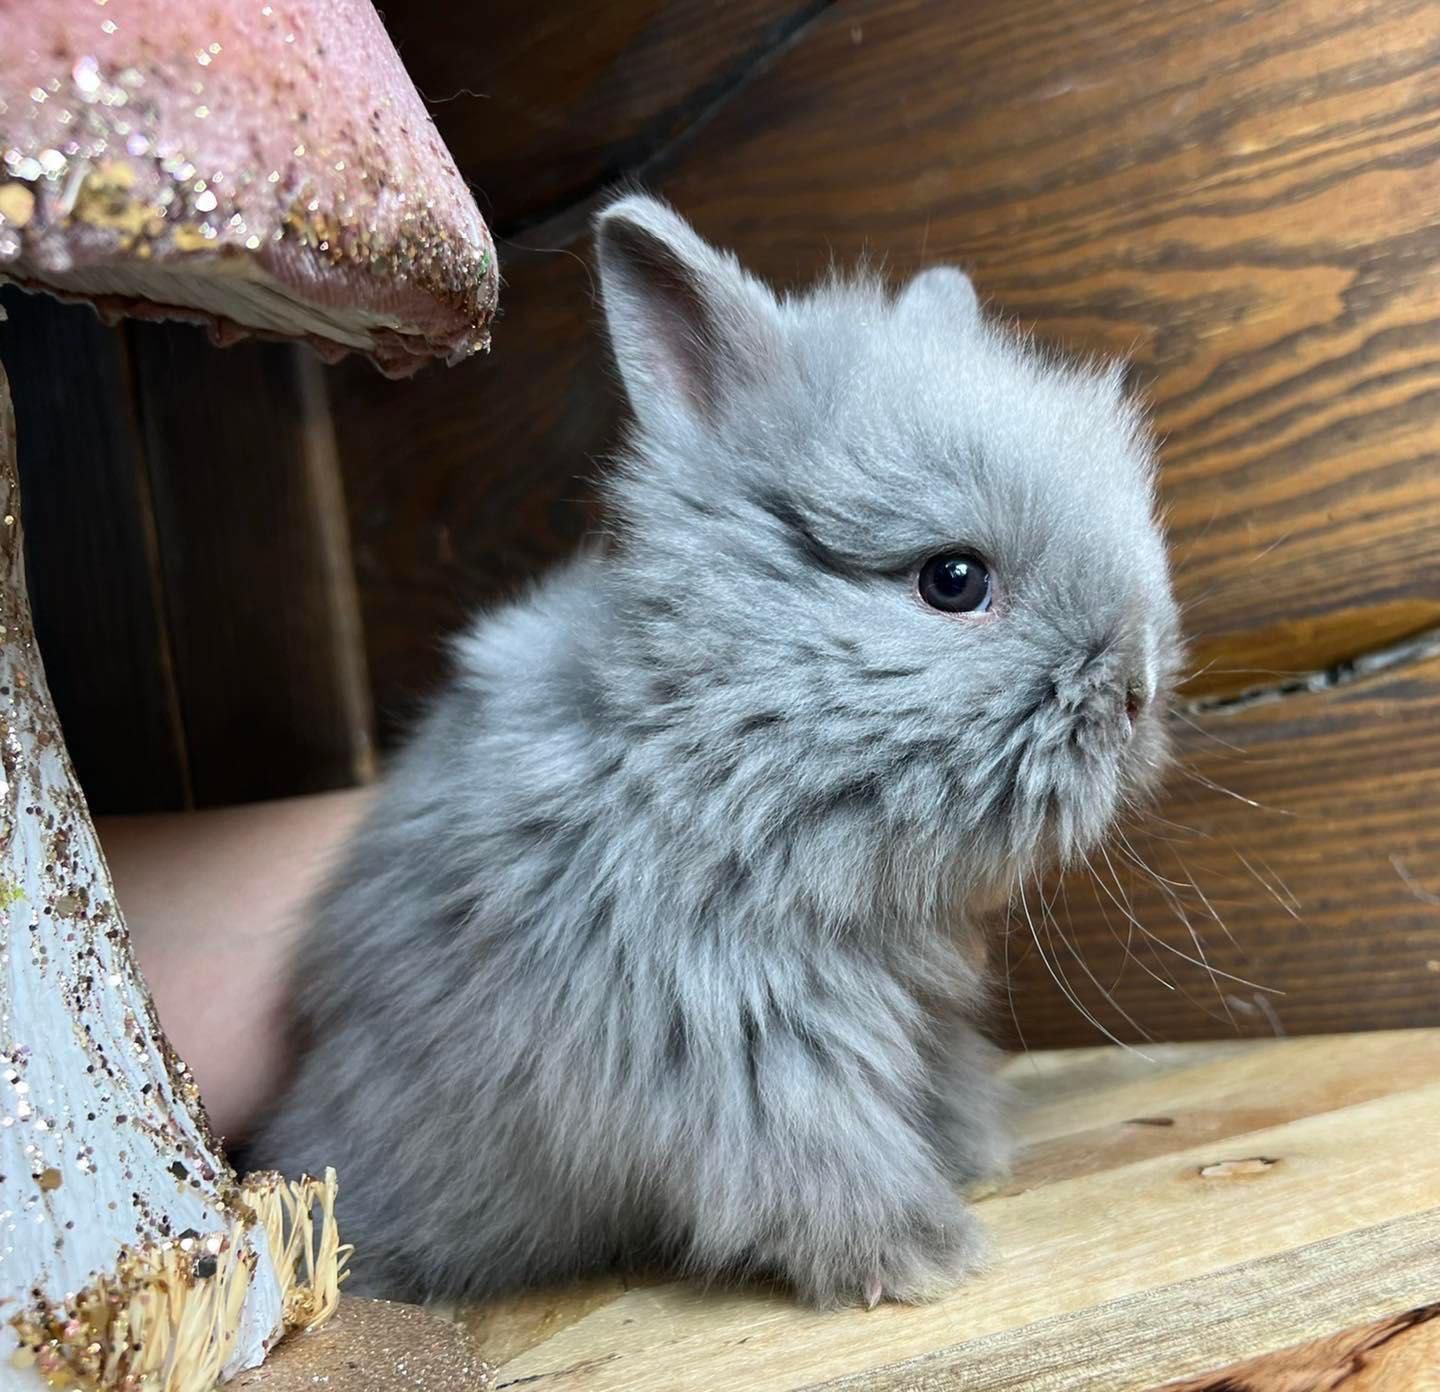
1157, 1303, 1440, 1392
454, 1030, 1440, 1391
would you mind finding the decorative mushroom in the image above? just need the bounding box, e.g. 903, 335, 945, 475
0, 1, 498, 1385
0, 0, 499, 376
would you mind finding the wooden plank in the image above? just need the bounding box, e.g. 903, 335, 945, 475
465, 1031, 1440, 1391
1156, 1301, 1440, 1392
506, 1093, 1440, 1387
998, 650, 1440, 1047
817, 1219, 1440, 1391
1000, 1030, 1440, 1191
0, 287, 190, 812
128, 323, 374, 807
375, 1, 826, 233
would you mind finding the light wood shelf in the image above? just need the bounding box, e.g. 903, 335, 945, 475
446, 1030, 1440, 1390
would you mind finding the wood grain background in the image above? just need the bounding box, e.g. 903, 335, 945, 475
6, 0, 1439, 1046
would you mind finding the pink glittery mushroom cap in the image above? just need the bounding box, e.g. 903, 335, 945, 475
0, 0, 498, 377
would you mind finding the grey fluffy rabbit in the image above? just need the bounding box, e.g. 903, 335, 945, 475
254, 194, 1181, 1309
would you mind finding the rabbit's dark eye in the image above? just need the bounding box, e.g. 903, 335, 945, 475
918, 553, 992, 614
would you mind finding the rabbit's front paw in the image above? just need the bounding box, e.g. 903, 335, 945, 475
796, 1197, 986, 1310
861, 1203, 986, 1308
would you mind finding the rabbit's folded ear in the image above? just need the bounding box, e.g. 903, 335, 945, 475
898, 267, 980, 326
595, 194, 781, 431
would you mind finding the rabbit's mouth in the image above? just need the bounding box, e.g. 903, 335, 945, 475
995, 701, 1171, 881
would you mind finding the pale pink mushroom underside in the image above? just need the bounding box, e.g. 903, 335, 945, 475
0, 0, 498, 375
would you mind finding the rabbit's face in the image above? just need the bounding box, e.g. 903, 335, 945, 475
597, 198, 1180, 897
755, 272, 1180, 876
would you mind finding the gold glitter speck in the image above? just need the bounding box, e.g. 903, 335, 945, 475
170, 225, 210, 251
38, 1168, 61, 1191
0, 185, 35, 228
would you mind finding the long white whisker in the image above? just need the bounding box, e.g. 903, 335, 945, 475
1149, 864, 1238, 1032
1391, 854, 1440, 907
1247, 527, 1298, 566
1114, 828, 1192, 890
1087, 856, 1171, 993
1252, 850, 1302, 913
1179, 654, 1223, 685
1232, 848, 1300, 919
1170, 500, 1222, 574
1093, 843, 1283, 995
1170, 708, 1249, 755
1174, 851, 1244, 956
1044, 871, 1155, 1048
1144, 811, 1215, 840
1095, 846, 1245, 1028
1000, 888, 1033, 1063
1179, 765, 1296, 816
1018, 875, 1133, 1049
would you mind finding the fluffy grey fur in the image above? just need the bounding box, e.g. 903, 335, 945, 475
254, 195, 1181, 1308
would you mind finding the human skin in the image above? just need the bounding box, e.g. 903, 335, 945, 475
98, 788, 372, 1141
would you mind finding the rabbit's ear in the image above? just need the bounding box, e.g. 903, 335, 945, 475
595, 194, 781, 430
897, 266, 980, 326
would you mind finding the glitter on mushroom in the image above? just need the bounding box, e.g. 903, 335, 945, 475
0, 0, 499, 377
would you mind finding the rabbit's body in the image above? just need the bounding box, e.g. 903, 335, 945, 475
256, 197, 1180, 1307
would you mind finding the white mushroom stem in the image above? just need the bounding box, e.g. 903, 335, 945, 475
0, 359, 314, 1388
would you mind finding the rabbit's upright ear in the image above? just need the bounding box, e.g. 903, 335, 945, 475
897, 266, 980, 326
595, 194, 781, 432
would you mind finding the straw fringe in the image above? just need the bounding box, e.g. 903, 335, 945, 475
8, 1168, 351, 1391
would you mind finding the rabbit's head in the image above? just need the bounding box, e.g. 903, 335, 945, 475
594, 195, 1180, 911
